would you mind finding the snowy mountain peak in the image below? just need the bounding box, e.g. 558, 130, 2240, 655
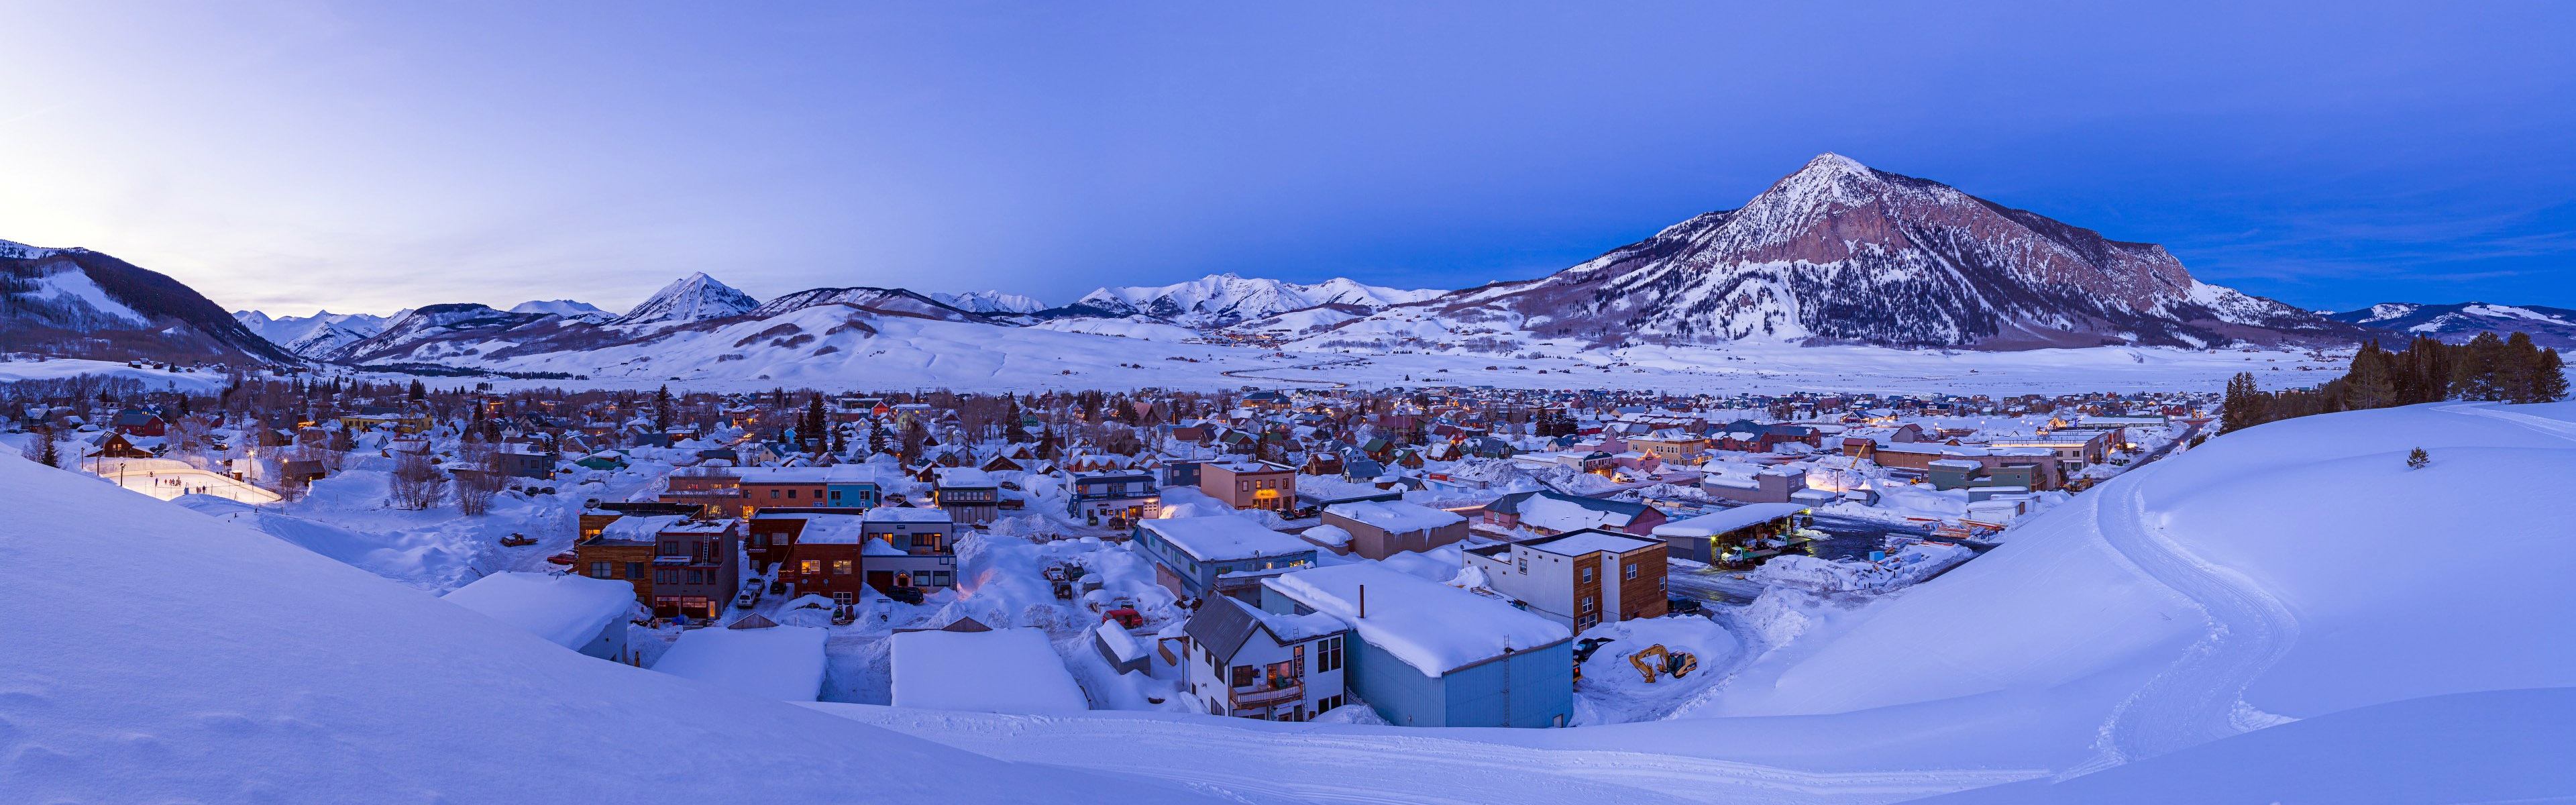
1071, 274, 1442, 327
510, 299, 610, 319
930, 290, 1046, 315
0, 238, 83, 261
616, 273, 758, 326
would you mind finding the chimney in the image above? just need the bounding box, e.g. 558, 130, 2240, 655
1357, 584, 1366, 619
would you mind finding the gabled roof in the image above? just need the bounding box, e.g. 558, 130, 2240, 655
1183, 594, 1344, 664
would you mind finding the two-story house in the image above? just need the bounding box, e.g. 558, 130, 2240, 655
1481, 490, 1667, 537
773, 513, 869, 604
1134, 514, 1317, 602
932, 468, 1000, 526
1198, 460, 1298, 515
647, 518, 742, 621
1259, 563, 1572, 728
1463, 529, 1669, 632
858, 506, 960, 592
1315, 500, 1468, 560
1066, 470, 1161, 527
1182, 595, 1350, 721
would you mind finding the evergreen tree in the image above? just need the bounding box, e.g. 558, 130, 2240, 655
2455, 331, 2508, 401
2343, 342, 2396, 409
2219, 372, 2268, 434
653, 385, 673, 429
2406, 447, 2429, 470
868, 422, 888, 456
804, 395, 828, 450
2532, 348, 2571, 403
2502, 333, 2546, 403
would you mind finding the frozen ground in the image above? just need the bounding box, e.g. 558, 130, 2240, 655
0, 356, 231, 392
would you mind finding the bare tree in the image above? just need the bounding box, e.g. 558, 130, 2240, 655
389, 451, 449, 510
453, 439, 505, 515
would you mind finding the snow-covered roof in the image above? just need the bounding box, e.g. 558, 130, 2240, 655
1264, 563, 1568, 677
597, 514, 686, 541
789, 515, 869, 543
934, 467, 994, 487
1300, 523, 1352, 547
1322, 500, 1464, 533
890, 627, 1088, 713
1652, 503, 1809, 539
439, 572, 635, 650
1138, 515, 1313, 561
651, 626, 828, 701
1522, 530, 1660, 557
862, 506, 953, 525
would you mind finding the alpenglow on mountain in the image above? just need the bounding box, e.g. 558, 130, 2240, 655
614, 272, 758, 326
1315, 153, 2367, 351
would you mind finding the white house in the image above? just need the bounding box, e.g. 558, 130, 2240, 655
440, 572, 638, 663
1181, 594, 1350, 720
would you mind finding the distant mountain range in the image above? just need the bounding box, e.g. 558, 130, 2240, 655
2324, 303, 2576, 349
9, 154, 2568, 376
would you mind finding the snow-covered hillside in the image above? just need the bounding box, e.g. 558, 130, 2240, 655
1, 239, 294, 363
508, 299, 612, 320
0, 449, 1225, 804
1069, 274, 1442, 327
235, 309, 402, 359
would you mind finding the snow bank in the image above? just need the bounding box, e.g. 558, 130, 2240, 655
0, 451, 1208, 803
890, 627, 1089, 713
441, 572, 636, 650
653, 626, 830, 701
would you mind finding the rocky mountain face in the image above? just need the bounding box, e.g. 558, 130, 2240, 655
1, 239, 296, 364
1321, 154, 2371, 351
749, 287, 994, 323
1061, 274, 1443, 328
235, 310, 405, 360
612, 272, 757, 326
2326, 303, 2576, 349
508, 299, 612, 321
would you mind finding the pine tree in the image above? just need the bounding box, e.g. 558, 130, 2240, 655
2502, 333, 2545, 403
868, 422, 888, 456
2344, 341, 2396, 409
2455, 331, 2508, 400
653, 385, 673, 430
2219, 372, 2269, 434
2532, 348, 2571, 403
2406, 447, 2429, 470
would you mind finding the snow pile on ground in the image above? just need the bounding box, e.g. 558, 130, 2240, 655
0, 450, 1216, 803
1746, 541, 1972, 594
439, 572, 637, 649
1028, 316, 1205, 342
889, 627, 1090, 713
0, 356, 231, 392
1691, 401, 2576, 773
653, 626, 830, 701
1574, 615, 1743, 725
174, 495, 484, 590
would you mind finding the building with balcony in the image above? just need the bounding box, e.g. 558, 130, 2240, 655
1066, 470, 1160, 527
858, 507, 959, 592
1134, 514, 1316, 602
1183, 595, 1349, 721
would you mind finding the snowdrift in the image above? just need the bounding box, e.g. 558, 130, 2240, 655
1699, 401, 2576, 763
0, 451, 1218, 804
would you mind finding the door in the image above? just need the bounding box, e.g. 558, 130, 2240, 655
867, 571, 894, 588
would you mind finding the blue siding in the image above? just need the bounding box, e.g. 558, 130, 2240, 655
1348, 636, 1446, 727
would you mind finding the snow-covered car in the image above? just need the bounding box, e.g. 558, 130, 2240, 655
733, 582, 762, 608
881, 586, 924, 605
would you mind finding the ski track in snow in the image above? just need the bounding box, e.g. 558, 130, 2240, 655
2437, 401, 2576, 442
2072, 462, 2300, 776
834, 709, 2039, 805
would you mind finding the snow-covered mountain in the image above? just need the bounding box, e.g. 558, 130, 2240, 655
1302, 154, 2371, 352
234, 309, 405, 360
2325, 302, 2576, 349
931, 290, 1046, 315
612, 272, 758, 326
1, 238, 295, 363
749, 286, 994, 323
508, 299, 612, 321
1064, 274, 1443, 328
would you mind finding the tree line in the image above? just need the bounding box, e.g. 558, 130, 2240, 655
2222, 333, 2569, 433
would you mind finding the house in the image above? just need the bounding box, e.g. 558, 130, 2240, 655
1700, 467, 1807, 504
647, 518, 743, 621
890, 625, 1089, 714
109, 409, 166, 437
1463, 529, 1668, 631
736, 465, 888, 510
1161, 458, 1204, 488
440, 572, 638, 663
859, 506, 961, 592
1650, 503, 1810, 565
1199, 460, 1298, 515
1316, 500, 1468, 560
1259, 564, 1572, 728
494, 443, 555, 479
1133, 515, 1317, 602
1182, 595, 1350, 721
651, 625, 828, 701
769, 513, 871, 604
660, 468, 749, 517
933, 467, 1000, 525
1482, 490, 1667, 536
1065, 470, 1161, 527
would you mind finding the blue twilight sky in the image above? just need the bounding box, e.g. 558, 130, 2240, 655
1, 2, 2570, 317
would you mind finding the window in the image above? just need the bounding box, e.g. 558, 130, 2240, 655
687, 569, 707, 584
799, 559, 822, 575
625, 562, 645, 579
659, 540, 680, 556
1580, 595, 1595, 613
1317, 637, 1344, 672
829, 490, 841, 500
1516, 554, 1527, 574
1232, 665, 1256, 688
654, 569, 678, 584
589, 561, 611, 578
787, 489, 797, 498
928, 571, 951, 586
1625, 563, 1639, 580
1580, 566, 1594, 584
769, 489, 780, 498
833, 592, 854, 604
832, 559, 853, 575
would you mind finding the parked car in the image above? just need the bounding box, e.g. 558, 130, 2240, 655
1666, 597, 1705, 615
882, 586, 925, 605
545, 551, 578, 566
733, 582, 762, 609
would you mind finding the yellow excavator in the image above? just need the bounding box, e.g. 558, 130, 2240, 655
1629, 644, 1698, 683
